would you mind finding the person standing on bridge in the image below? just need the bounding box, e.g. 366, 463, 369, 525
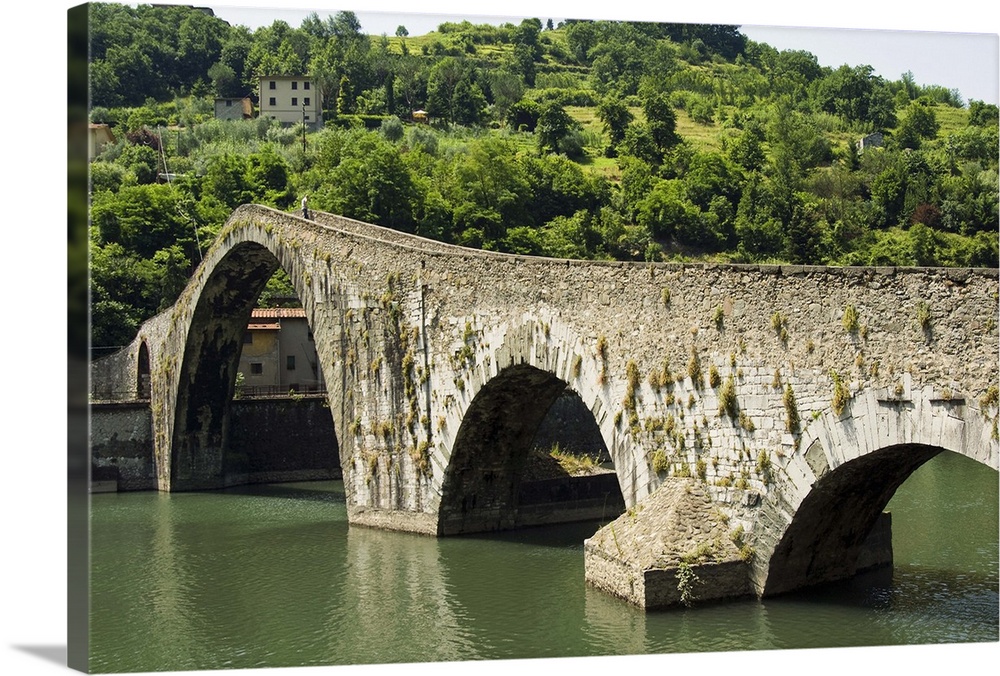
301, 195, 311, 220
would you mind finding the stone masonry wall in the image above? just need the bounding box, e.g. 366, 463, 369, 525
90, 398, 341, 490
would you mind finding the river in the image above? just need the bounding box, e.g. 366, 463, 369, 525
87, 451, 998, 673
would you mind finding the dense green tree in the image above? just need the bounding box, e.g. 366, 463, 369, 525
641, 91, 682, 157
894, 98, 940, 150
813, 64, 896, 130
968, 100, 1000, 128
426, 57, 468, 122
596, 96, 634, 154
488, 70, 525, 124
308, 131, 417, 231
448, 136, 531, 242
451, 79, 487, 126
507, 99, 541, 131
536, 101, 579, 155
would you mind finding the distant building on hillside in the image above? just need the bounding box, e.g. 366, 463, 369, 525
259, 76, 323, 130
214, 96, 253, 121
238, 308, 325, 396
88, 123, 116, 159
857, 132, 884, 153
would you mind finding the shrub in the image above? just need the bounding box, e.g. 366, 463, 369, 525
718, 375, 738, 419
831, 370, 850, 415
842, 304, 860, 333
379, 116, 405, 142
784, 384, 800, 433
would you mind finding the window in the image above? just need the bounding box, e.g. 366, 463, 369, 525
291, 97, 298, 106
250, 363, 263, 375
286, 356, 296, 370
243, 333, 253, 344
304, 81, 310, 90
291, 81, 298, 90
269, 81, 276, 90
303, 97, 310, 106
269, 97, 276, 106
304, 115, 310, 121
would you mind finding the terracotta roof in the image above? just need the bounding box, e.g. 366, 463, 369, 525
251, 308, 307, 319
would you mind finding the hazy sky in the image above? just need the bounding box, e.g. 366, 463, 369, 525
205, 0, 999, 105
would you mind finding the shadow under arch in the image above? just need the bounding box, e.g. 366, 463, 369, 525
438, 363, 618, 535
762, 443, 949, 597
169, 239, 337, 491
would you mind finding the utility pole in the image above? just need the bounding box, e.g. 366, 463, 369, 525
301, 103, 307, 155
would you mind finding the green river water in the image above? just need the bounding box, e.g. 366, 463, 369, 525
88, 451, 998, 673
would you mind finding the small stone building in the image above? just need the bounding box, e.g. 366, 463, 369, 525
238, 308, 325, 396
214, 97, 253, 121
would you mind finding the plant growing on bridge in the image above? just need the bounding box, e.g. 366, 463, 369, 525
661, 287, 671, 307
830, 369, 851, 415
410, 441, 432, 477
842, 303, 860, 333
676, 561, 701, 608
755, 449, 772, 485
625, 360, 641, 396
695, 457, 707, 482
687, 348, 702, 387
980, 385, 999, 411
718, 375, 738, 420
651, 449, 669, 474
708, 364, 721, 389
596, 334, 609, 384
730, 526, 756, 563
767, 316, 787, 345
712, 305, 724, 329
916, 300, 932, 332
784, 383, 800, 433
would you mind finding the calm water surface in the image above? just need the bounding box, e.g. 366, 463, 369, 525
89, 452, 998, 673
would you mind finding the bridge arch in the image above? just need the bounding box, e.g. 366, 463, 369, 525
438, 363, 570, 534
151, 210, 360, 493
435, 317, 639, 534
750, 386, 998, 596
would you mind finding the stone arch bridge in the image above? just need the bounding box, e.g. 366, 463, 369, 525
91, 204, 999, 608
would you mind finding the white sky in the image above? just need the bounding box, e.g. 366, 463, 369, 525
206, 0, 999, 105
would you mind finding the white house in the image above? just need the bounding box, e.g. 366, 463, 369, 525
259, 76, 323, 129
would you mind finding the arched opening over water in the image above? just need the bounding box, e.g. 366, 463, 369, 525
762, 443, 997, 597
169, 241, 340, 490
438, 364, 622, 535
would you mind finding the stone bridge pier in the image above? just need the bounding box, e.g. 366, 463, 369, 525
91, 204, 999, 608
